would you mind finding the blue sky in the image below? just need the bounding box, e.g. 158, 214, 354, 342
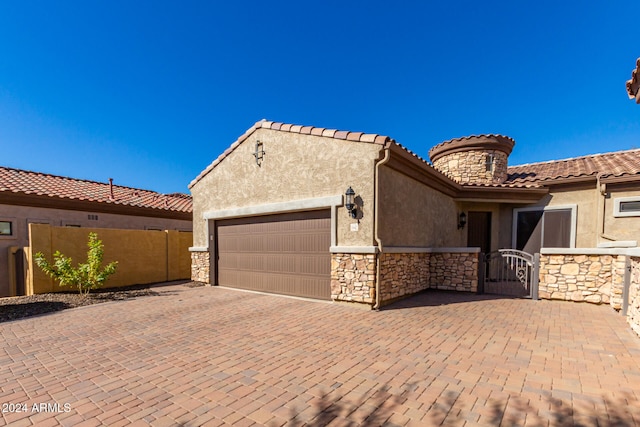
1, 1, 638, 194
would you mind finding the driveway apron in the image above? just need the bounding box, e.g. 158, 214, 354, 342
1, 285, 639, 426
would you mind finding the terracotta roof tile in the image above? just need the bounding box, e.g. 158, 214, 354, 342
429, 134, 515, 162
0, 167, 192, 213
626, 58, 640, 102
347, 132, 363, 141
506, 149, 640, 184
334, 130, 349, 140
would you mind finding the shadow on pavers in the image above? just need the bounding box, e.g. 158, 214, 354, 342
380, 289, 523, 311
279, 386, 638, 426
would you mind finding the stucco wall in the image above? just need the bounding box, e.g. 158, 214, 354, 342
0, 203, 191, 297
528, 186, 597, 248
27, 224, 192, 294
377, 166, 461, 247
604, 186, 640, 242
459, 202, 507, 253
191, 129, 382, 249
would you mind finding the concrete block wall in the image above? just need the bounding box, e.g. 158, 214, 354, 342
27, 224, 192, 295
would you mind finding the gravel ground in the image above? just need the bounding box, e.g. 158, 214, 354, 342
0, 282, 204, 323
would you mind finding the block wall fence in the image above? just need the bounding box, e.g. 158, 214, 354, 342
26, 224, 192, 295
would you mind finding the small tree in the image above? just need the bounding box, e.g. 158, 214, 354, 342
35, 232, 118, 296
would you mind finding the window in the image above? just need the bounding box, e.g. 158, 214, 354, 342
485, 154, 495, 173
614, 196, 640, 217
0, 221, 12, 236
512, 205, 576, 253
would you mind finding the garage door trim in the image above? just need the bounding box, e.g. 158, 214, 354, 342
203, 194, 343, 249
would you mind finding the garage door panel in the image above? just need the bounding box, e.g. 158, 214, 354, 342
216, 210, 331, 300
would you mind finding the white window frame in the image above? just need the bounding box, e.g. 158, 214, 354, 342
512, 204, 577, 249
613, 196, 640, 218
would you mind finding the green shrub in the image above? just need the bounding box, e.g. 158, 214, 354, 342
35, 232, 118, 296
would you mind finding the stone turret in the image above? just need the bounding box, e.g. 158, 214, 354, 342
428, 135, 514, 185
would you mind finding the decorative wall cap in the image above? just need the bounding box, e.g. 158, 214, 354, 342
383, 246, 481, 254
330, 246, 378, 254
428, 135, 515, 163
597, 241, 638, 248
541, 247, 640, 256
189, 246, 208, 252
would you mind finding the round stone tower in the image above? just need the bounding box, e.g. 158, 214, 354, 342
428, 135, 515, 185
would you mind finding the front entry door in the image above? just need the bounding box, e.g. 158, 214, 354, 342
467, 211, 491, 253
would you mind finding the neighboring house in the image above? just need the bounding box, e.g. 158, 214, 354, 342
627, 57, 640, 103
0, 166, 192, 297
189, 120, 640, 308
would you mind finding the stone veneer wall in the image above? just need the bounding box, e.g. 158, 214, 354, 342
331, 249, 479, 307
628, 257, 640, 337
378, 253, 430, 304
190, 251, 210, 283
331, 253, 376, 304
429, 252, 479, 292
538, 254, 615, 304
611, 256, 627, 310
432, 150, 508, 184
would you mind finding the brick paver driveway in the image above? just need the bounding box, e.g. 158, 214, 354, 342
2, 285, 640, 426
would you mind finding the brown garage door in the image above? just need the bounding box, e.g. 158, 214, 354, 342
216, 210, 331, 300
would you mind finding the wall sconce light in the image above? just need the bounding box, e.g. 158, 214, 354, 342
345, 186, 357, 218
253, 141, 265, 166
458, 212, 467, 229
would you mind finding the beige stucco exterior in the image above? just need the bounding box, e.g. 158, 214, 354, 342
377, 165, 461, 247
604, 185, 640, 242
0, 203, 192, 297
190, 128, 383, 249
458, 202, 509, 252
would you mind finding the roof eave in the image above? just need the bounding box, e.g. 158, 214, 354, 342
0, 192, 192, 221
386, 144, 460, 197
455, 186, 548, 203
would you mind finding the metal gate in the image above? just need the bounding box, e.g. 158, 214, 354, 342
481, 249, 539, 299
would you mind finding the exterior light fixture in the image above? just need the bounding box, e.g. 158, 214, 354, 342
253, 141, 265, 166
458, 212, 467, 229
345, 186, 357, 218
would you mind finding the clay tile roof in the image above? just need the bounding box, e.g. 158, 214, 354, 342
626, 58, 640, 102
506, 148, 640, 184
428, 134, 515, 162
0, 166, 192, 213
189, 119, 394, 188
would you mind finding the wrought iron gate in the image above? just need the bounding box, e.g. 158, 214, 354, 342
481, 249, 539, 299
